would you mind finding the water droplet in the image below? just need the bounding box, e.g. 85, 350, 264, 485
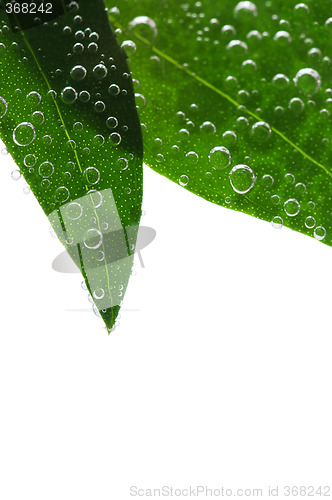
38, 161, 54, 178
31, 111, 45, 126
222, 130, 237, 146
26, 91, 41, 106
234, 1, 257, 21
128, 16, 158, 42
110, 132, 121, 145
70, 64, 87, 81
226, 39, 248, 57
271, 216, 283, 229
208, 146, 231, 169
94, 100, 105, 112
84, 167, 100, 185
61, 86, 78, 104
73, 121, 83, 132
13, 122, 36, 146
0, 96, 8, 118
305, 216, 316, 229
229, 164, 256, 194
93, 63, 108, 80
55, 186, 70, 203
24, 154, 36, 167
272, 73, 289, 90
11, 170, 21, 181
84, 228, 103, 249
93, 288, 105, 300
88, 189, 103, 209
108, 84, 120, 96
185, 151, 199, 165
314, 226, 326, 241
294, 68, 321, 95
65, 202, 83, 220
200, 121, 216, 134
283, 198, 300, 216
79, 90, 90, 103
289, 97, 304, 114
121, 40, 136, 56
251, 121, 272, 141
179, 174, 189, 186
274, 30, 292, 45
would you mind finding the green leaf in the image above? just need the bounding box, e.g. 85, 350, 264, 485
0, 0, 143, 333
108, 0, 332, 246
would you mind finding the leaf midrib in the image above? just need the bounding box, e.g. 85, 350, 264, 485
111, 17, 331, 180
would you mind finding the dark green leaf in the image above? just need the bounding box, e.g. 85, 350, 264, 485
108, 0, 332, 246
0, 0, 143, 333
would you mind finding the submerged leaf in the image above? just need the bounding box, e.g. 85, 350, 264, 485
108, 0, 332, 246
0, 0, 143, 332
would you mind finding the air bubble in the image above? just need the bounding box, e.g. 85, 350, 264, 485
38, 161, 54, 178
61, 86, 78, 104
271, 216, 283, 229
70, 65, 87, 81
179, 174, 189, 186
84, 167, 100, 185
229, 164, 256, 194
0, 96, 8, 118
283, 198, 300, 216
305, 216, 316, 229
294, 68, 321, 95
251, 121, 272, 141
314, 226, 326, 241
65, 202, 83, 220
128, 16, 158, 42
93, 63, 108, 79
208, 146, 231, 169
13, 122, 36, 146
84, 228, 103, 249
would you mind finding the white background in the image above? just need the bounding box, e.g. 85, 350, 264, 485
1, 144, 332, 499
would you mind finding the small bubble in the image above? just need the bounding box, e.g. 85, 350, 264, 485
229, 164, 256, 194
39, 161, 54, 178
121, 40, 137, 56
55, 186, 70, 203
109, 132, 121, 145
200, 121, 216, 134
61, 86, 77, 104
0, 96, 8, 118
84, 167, 100, 185
179, 174, 189, 186
314, 226, 326, 241
84, 228, 103, 249
283, 198, 300, 216
13, 122, 36, 146
70, 64, 87, 81
294, 68, 321, 95
208, 146, 231, 169
79, 90, 90, 103
108, 84, 120, 96
271, 216, 283, 229
11, 170, 21, 181
305, 216, 316, 229
251, 121, 272, 142
26, 91, 41, 106
24, 154, 37, 167
93, 63, 108, 80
